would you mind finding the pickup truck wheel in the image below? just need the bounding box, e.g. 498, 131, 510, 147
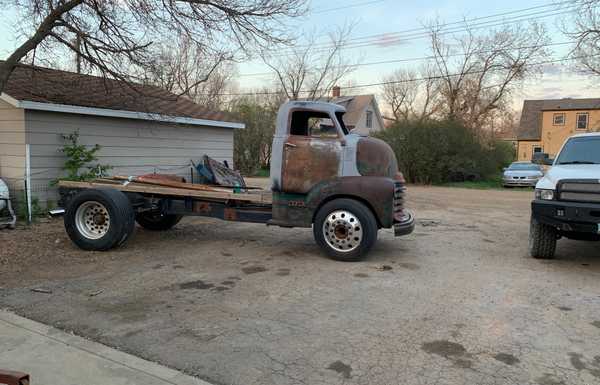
64, 189, 135, 251
529, 217, 557, 259
314, 198, 378, 262
136, 212, 182, 231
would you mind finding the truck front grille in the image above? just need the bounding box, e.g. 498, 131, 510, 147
558, 180, 600, 203
393, 181, 406, 219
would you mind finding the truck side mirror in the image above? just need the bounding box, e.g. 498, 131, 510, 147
543, 158, 554, 166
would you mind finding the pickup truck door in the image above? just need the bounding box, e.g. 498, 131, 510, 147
281, 111, 343, 194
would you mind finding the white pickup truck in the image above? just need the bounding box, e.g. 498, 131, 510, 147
529, 133, 600, 259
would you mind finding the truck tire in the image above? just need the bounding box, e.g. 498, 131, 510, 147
136, 212, 182, 231
529, 216, 557, 259
313, 198, 378, 262
64, 189, 135, 251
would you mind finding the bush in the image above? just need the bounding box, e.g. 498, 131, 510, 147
374, 119, 514, 184
55, 130, 111, 183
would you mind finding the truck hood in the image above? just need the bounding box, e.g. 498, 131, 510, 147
355, 137, 399, 178
536, 164, 600, 189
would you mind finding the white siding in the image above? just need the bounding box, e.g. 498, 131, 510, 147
350, 100, 383, 136
24, 110, 234, 205
0, 99, 25, 192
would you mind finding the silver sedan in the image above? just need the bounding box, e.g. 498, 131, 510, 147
502, 162, 544, 187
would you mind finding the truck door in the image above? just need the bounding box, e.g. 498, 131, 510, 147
281, 110, 343, 194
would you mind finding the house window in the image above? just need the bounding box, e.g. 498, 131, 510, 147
553, 113, 565, 125
533, 146, 543, 157
576, 113, 589, 130
366, 111, 373, 129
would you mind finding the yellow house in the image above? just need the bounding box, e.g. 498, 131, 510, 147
516, 98, 600, 161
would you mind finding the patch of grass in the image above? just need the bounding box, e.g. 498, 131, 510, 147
252, 167, 270, 178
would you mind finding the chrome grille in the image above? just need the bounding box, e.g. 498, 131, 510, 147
559, 180, 600, 203
393, 182, 405, 216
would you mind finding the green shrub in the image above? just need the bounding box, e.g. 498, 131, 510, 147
16, 191, 43, 222
54, 130, 111, 184
374, 119, 514, 184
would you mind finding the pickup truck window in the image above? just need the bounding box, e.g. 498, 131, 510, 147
556, 137, 600, 165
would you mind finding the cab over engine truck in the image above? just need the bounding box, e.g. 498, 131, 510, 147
59, 101, 415, 261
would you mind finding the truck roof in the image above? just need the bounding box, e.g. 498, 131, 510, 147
283, 100, 346, 113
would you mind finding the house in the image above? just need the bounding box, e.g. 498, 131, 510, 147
323, 86, 384, 135
516, 98, 600, 161
0, 62, 243, 208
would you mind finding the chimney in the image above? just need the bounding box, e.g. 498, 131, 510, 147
332, 85, 341, 98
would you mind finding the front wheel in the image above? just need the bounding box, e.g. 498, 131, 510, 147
529, 216, 557, 259
313, 198, 378, 262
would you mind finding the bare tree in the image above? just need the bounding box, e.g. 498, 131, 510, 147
263, 24, 359, 100
429, 21, 549, 131
0, 0, 307, 94
146, 37, 236, 110
566, 0, 600, 75
230, 89, 286, 173
381, 65, 439, 122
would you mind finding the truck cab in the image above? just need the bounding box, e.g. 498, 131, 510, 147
529, 133, 600, 259
268, 101, 414, 260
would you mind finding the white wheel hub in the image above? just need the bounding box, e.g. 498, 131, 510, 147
75, 201, 110, 240
322, 210, 363, 253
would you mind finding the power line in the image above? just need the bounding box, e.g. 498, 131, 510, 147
240, 41, 575, 77
271, 2, 576, 57
311, 0, 386, 14
205, 55, 591, 97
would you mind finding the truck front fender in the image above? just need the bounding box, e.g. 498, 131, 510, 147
270, 177, 395, 228
307, 177, 395, 228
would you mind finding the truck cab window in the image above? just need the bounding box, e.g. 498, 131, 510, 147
290, 110, 338, 137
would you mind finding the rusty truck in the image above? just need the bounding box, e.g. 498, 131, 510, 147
59, 100, 414, 261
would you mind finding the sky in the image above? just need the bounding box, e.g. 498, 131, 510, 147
0, 0, 596, 110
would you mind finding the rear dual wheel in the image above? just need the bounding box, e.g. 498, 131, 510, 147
65, 189, 135, 251
313, 198, 378, 262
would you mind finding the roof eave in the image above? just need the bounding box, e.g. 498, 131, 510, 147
0, 93, 245, 129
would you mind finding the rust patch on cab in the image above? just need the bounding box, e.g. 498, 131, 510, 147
281, 136, 341, 194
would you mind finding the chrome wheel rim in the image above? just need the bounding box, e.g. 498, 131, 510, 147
322, 210, 363, 253
75, 201, 110, 240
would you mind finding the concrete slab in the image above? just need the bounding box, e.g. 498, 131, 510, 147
0, 310, 210, 385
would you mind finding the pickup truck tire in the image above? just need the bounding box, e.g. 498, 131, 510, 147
136, 212, 182, 231
64, 188, 135, 251
529, 216, 557, 259
313, 198, 378, 262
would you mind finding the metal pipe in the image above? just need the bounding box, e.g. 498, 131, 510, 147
25, 144, 32, 224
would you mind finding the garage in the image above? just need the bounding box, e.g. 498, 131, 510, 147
0, 63, 243, 208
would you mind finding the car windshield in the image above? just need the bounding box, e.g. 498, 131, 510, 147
556, 137, 600, 165
508, 163, 540, 171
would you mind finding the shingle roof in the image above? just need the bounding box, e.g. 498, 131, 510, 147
517, 98, 600, 140
1, 62, 238, 123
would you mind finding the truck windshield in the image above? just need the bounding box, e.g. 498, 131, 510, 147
556, 137, 600, 165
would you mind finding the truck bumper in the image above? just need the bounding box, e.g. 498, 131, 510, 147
394, 210, 415, 236
532, 200, 600, 235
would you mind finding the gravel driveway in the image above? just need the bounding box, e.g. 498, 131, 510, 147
1, 185, 599, 385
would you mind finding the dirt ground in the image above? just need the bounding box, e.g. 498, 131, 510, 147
1, 184, 600, 385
